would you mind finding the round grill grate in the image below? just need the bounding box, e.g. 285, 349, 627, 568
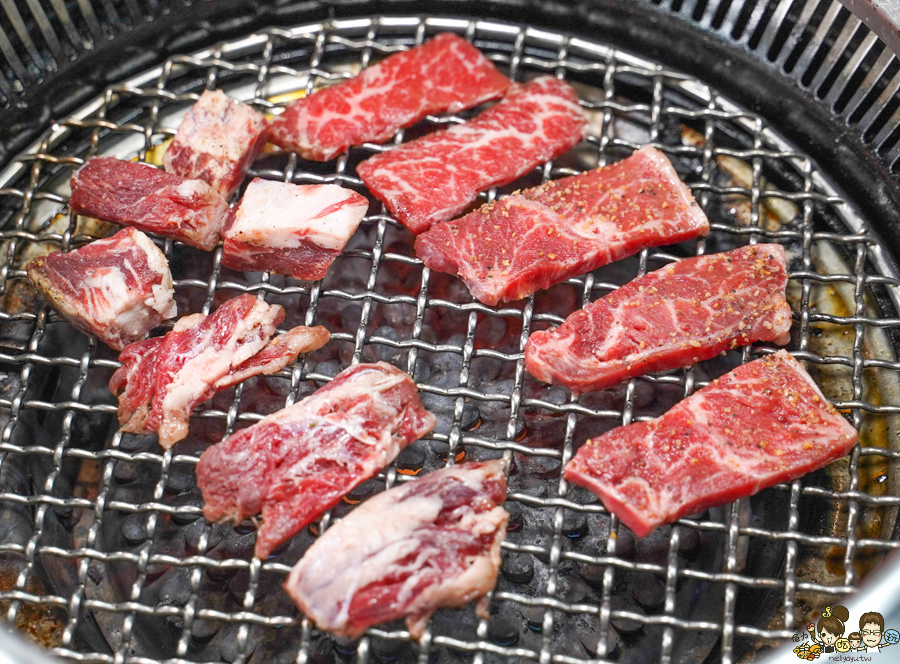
0, 15, 899, 664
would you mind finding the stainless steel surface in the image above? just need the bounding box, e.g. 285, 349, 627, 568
0, 628, 64, 664
0, 13, 900, 664
840, 0, 900, 62
765, 548, 900, 662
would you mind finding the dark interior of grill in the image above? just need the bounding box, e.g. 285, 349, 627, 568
1, 2, 900, 664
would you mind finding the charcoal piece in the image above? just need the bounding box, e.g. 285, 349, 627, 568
122, 513, 148, 545
87, 561, 105, 585
431, 347, 464, 377
578, 561, 605, 587
412, 358, 431, 384
610, 614, 644, 636
614, 528, 636, 559
345, 479, 379, 503
568, 486, 598, 505
460, 403, 479, 430
560, 578, 589, 604
333, 636, 360, 657
158, 568, 192, 607
170, 491, 203, 525
677, 525, 700, 555
379, 302, 416, 329
478, 379, 514, 420
205, 562, 238, 583
553, 639, 590, 660
270, 646, 301, 664
522, 606, 545, 633
165, 466, 196, 494
209, 529, 256, 561
468, 356, 501, 384
307, 635, 335, 664
430, 607, 479, 643
562, 512, 588, 539
487, 612, 519, 646
396, 442, 426, 475
232, 519, 257, 535
633, 379, 656, 409
219, 626, 257, 662
53, 505, 76, 528
314, 360, 341, 380
632, 575, 666, 610
190, 618, 219, 645
119, 433, 157, 452
113, 460, 138, 484
145, 562, 171, 582
634, 528, 671, 565
531, 525, 554, 564
580, 629, 620, 658
501, 552, 534, 584
513, 477, 548, 499
429, 439, 466, 462
371, 636, 407, 661
469, 447, 505, 463
580, 535, 607, 555
369, 325, 404, 366
506, 503, 524, 533
475, 315, 507, 347
183, 519, 220, 552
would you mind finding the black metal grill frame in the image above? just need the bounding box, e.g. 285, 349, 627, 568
0, 10, 900, 664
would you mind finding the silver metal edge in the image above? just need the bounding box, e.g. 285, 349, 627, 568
0, 629, 64, 664
840, 0, 900, 59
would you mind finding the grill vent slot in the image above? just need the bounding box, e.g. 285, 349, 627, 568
781, 1, 835, 73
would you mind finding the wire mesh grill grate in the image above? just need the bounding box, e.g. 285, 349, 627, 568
0, 14, 898, 664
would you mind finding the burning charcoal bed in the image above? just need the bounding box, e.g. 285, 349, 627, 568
1, 4, 900, 664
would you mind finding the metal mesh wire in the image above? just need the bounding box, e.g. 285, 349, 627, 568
0, 14, 899, 664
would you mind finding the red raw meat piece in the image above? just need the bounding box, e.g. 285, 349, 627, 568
564, 350, 858, 537
268, 33, 510, 161
284, 460, 508, 638
26, 227, 176, 350
163, 90, 268, 199
109, 294, 329, 448
525, 244, 792, 393
415, 145, 710, 305
357, 76, 587, 234
221, 178, 369, 280
197, 362, 436, 559
69, 157, 231, 251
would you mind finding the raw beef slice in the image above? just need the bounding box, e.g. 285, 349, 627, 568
284, 460, 508, 638
222, 178, 368, 280
69, 157, 231, 251
525, 244, 792, 393
26, 227, 176, 350
415, 145, 710, 305
564, 350, 858, 537
110, 294, 329, 447
358, 76, 587, 234
268, 32, 510, 161
163, 90, 268, 199
197, 362, 436, 558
